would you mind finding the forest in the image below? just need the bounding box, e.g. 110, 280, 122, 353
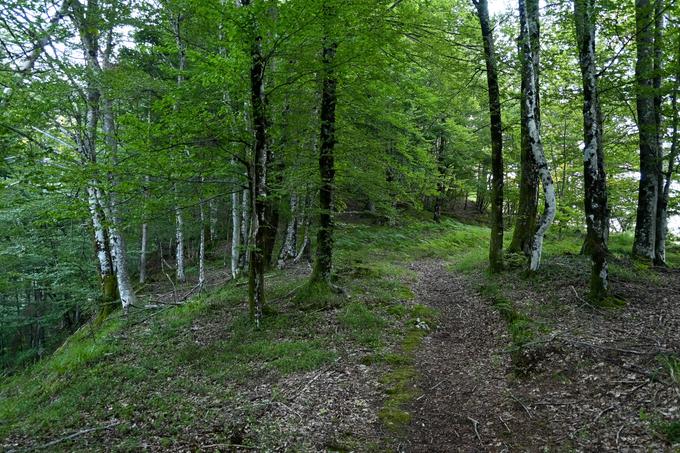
0, 0, 679, 450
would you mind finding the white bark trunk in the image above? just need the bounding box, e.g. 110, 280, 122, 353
102, 88, 136, 312
175, 185, 186, 283
231, 187, 241, 279
240, 186, 250, 271
519, 0, 556, 272
199, 197, 206, 288
140, 221, 148, 284
87, 186, 112, 276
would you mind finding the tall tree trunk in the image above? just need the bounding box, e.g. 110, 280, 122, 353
633, 0, 660, 260
140, 221, 148, 284
657, 34, 680, 265
199, 196, 206, 288
312, 14, 338, 284
575, 0, 610, 300
433, 134, 445, 223
173, 12, 187, 283
473, 0, 504, 273
69, 0, 119, 314
240, 185, 250, 271
518, 0, 556, 272
509, 0, 540, 256
231, 160, 242, 280
174, 186, 186, 283
101, 32, 136, 313
101, 96, 136, 312
243, 0, 269, 325
653, 0, 666, 265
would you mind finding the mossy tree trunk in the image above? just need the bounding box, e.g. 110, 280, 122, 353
242, 0, 269, 325
519, 0, 556, 272
311, 5, 338, 284
509, 0, 540, 257
473, 0, 504, 273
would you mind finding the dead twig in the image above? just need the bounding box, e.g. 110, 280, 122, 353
201, 444, 258, 450
467, 416, 482, 444
508, 392, 532, 419
616, 425, 624, 452
594, 405, 615, 423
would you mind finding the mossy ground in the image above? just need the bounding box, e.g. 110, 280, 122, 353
0, 217, 473, 450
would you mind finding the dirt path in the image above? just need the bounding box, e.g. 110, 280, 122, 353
402, 261, 520, 451
400, 260, 680, 452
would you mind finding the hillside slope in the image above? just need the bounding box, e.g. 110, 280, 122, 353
1, 219, 679, 451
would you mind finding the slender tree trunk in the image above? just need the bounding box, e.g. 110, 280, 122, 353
242, 0, 269, 324
231, 160, 242, 280
509, 0, 540, 256
633, 0, 660, 260
657, 35, 680, 265
474, 0, 504, 273
433, 134, 445, 223
199, 196, 206, 288
69, 1, 120, 314
278, 193, 298, 269
312, 17, 338, 284
519, 0, 556, 272
101, 33, 136, 313
653, 0, 666, 265
575, 0, 610, 300
175, 186, 186, 283
240, 185, 250, 271
172, 12, 187, 283
140, 221, 148, 284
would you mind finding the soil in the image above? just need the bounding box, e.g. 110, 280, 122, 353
402, 261, 522, 452
400, 258, 680, 452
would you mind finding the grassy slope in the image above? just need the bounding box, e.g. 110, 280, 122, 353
2, 219, 678, 450
0, 218, 483, 451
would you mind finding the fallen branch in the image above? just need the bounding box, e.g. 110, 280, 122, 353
18, 420, 120, 452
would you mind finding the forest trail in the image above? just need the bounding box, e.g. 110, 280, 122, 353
403, 261, 521, 451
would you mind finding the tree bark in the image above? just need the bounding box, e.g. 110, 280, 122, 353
657, 34, 680, 265
509, 0, 540, 256
653, 0, 666, 265
433, 134, 445, 223
172, 13, 187, 282
242, 0, 269, 325
574, 0, 610, 300
519, 0, 556, 272
633, 0, 660, 260
311, 14, 338, 284
473, 0, 504, 273
231, 159, 242, 280
199, 196, 207, 288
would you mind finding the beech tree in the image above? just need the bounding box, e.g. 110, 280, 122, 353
473, 0, 504, 273
509, 0, 540, 257
519, 0, 556, 271
574, 0, 610, 300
